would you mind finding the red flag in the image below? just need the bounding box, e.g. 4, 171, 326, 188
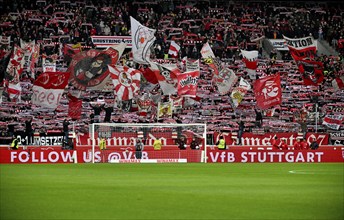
31, 71, 70, 109
68, 92, 82, 120
297, 60, 324, 86
177, 70, 200, 97
254, 74, 282, 110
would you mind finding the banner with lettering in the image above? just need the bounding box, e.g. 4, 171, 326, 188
91, 36, 132, 48
177, 70, 200, 97
283, 35, 316, 61
31, 71, 70, 109
206, 148, 343, 163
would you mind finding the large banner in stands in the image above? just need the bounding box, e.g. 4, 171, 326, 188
212, 132, 329, 146
91, 36, 132, 48
206, 149, 344, 163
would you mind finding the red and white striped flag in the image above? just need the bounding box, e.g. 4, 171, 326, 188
322, 115, 344, 130
168, 40, 180, 58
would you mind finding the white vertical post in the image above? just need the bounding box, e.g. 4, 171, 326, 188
204, 123, 207, 163
92, 123, 95, 163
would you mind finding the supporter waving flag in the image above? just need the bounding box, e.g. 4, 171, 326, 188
283, 35, 317, 61
68, 43, 125, 90
149, 62, 179, 95
5, 45, 25, 83
68, 90, 83, 120
241, 50, 258, 79
254, 73, 282, 110
186, 59, 200, 72
230, 77, 251, 108
177, 69, 200, 97
168, 40, 180, 59
130, 16, 156, 64
297, 60, 324, 86
137, 93, 154, 117
7, 82, 22, 102
322, 115, 344, 130
201, 42, 220, 75
157, 100, 173, 120
63, 43, 82, 64
108, 65, 141, 101
213, 68, 238, 95
31, 71, 70, 109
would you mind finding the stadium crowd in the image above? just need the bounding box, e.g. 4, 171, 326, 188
0, 0, 343, 144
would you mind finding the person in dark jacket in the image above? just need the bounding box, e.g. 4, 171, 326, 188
177, 136, 187, 150
135, 138, 144, 159
237, 120, 245, 145
310, 138, 319, 150
190, 137, 200, 150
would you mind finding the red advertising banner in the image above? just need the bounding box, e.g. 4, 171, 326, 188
0, 148, 202, 163
212, 132, 329, 146
207, 148, 344, 163
0, 148, 342, 163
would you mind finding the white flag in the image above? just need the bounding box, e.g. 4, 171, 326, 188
130, 16, 156, 64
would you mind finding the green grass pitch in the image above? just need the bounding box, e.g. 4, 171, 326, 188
1, 163, 343, 220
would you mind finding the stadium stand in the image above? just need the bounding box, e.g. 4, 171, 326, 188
0, 0, 343, 145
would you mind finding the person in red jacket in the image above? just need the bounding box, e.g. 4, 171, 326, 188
280, 139, 288, 150
293, 138, 302, 150
300, 138, 309, 150
271, 137, 280, 150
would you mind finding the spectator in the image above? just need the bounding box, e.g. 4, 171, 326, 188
216, 136, 226, 150
99, 137, 107, 162
135, 138, 144, 159
10, 135, 19, 150
293, 138, 302, 150
176, 136, 187, 150
310, 138, 319, 150
300, 138, 310, 150
153, 138, 162, 150
237, 120, 245, 145
280, 139, 288, 150
25, 118, 33, 145
63, 119, 70, 146
190, 137, 200, 150
254, 108, 263, 128
271, 137, 280, 150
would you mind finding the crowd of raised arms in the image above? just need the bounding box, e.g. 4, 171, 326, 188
0, 0, 343, 142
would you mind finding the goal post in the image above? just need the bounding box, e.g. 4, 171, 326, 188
90, 123, 207, 163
